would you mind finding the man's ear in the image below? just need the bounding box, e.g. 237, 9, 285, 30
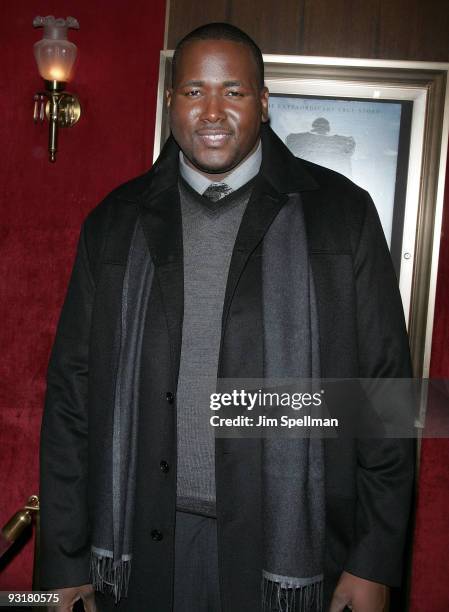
166, 88, 173, 109
260, 87, 269, 123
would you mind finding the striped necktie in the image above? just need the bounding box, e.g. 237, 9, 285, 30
202, 182, 232, 202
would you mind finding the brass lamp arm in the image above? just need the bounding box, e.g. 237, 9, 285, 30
33, 85, 81, 162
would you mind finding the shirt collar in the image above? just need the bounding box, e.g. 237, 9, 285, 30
179, 139, 262, 195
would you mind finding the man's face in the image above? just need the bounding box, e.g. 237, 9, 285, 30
166, 39, 269, 181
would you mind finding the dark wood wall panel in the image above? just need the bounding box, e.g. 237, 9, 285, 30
167, 0, 449, 62
167, 0, 228, 49
226, 0, 304, 54
300, 0, 380, 58
167, 0, 304, 53
377, 0, 449, 61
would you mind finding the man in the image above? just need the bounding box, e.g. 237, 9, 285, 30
40, 23, 414, 612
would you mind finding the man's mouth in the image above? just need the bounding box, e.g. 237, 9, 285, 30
196, 130, 233, 147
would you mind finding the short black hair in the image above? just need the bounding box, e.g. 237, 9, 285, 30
172, 22, 265, 89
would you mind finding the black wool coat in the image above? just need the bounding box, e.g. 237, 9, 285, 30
39, 125, 414, 612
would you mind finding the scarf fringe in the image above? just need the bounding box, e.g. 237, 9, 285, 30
90, 552, 131, 603
262, 575, 323, 612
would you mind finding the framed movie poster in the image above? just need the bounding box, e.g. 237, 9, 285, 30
153, 52, 449, 378
268, 94, 412, 275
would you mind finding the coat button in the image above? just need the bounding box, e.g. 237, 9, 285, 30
166, 391, 175, 404
151, 529, 163, 542
160, 460, 170, 473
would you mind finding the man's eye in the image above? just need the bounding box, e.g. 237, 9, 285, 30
226, 91, 244, 97
185, 89, 201, 97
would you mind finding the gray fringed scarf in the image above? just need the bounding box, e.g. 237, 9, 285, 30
261, 195, 325, 612
90, 219, 153, 601
89, 192, 325, 611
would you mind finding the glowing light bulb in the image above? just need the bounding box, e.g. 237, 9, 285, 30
48, 66, 66, 81
33, 16, 79, 83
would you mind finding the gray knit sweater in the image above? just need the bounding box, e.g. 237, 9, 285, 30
176, 177, 254, 516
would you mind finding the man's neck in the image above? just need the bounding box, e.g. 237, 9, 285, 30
179, 140, 262, 195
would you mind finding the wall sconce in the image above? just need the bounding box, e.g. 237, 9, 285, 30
33, 16, 81, 162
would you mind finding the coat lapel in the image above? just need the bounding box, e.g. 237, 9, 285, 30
221, 124, 320, 339
221, 179, 287, 334
137, 139, 184, 379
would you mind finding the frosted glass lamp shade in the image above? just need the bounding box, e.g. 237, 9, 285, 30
34, 39, 77, 82
33, 16, 79, 82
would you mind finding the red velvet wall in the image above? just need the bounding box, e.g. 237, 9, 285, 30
0, 0, 166, 589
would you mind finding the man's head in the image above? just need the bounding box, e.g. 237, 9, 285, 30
311, 117, 330, 135
166, 23, 269, 181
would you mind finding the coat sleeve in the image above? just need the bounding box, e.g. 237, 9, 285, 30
39, 221, 95, 589
343, 191, 415, 586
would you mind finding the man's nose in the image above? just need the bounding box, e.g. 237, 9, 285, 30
199, 94, 226, 122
